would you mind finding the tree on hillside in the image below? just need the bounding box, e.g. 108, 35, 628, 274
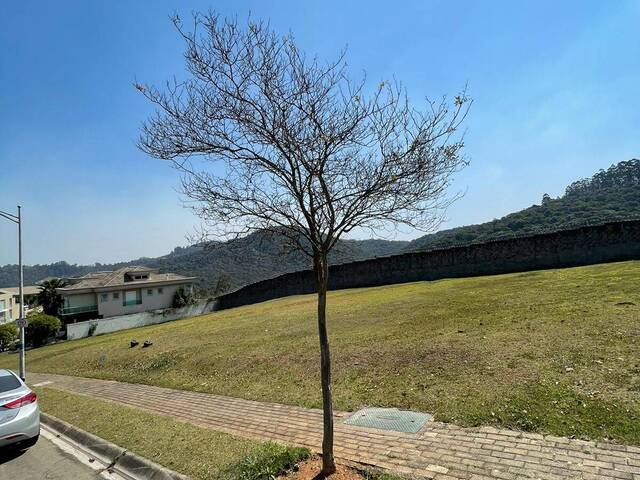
213, 273, 233, 296
565, 159, 640, 196
36, 278, 66, 316
137, 13, 469, 475
172, 286, 196, 308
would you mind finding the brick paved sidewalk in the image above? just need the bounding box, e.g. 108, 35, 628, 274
29, 373, 639, 480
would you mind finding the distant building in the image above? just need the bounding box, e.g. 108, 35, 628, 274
56, 266, 196, 321
0, 286, 39, 324
0, 290, 12, 324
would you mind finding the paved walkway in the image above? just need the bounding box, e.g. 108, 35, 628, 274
29, 373, 640, 480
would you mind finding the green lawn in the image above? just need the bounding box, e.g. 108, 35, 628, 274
35, 387, 309, 480
3, 261, 640, 443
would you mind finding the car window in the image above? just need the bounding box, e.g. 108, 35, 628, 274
0, 374, 21, 393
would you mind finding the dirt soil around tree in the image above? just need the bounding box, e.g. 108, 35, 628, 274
280, 458, 364, 480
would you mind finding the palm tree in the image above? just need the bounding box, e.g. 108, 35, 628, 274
37, 278, 66, 316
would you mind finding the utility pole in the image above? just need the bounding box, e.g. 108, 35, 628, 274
17, 206, 25, 380
0, 206, 26, 380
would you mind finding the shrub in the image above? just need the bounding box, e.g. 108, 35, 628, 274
26, 313, 61, 347
87, 321, 98, 337
0, 323, 17, 351
172, 287, 197, 308
222, 443, 310, 480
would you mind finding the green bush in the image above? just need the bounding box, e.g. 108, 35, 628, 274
222, 443, 310, 480
26, 313, 61, 347
172, 287, 197, 308
0, 323, 17, 351
87, 321, 98, 337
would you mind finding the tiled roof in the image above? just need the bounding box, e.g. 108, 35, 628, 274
1, 286, 41, 296
59, 266, 195, 291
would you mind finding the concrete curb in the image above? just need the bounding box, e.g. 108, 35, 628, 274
41, 412, 189, 480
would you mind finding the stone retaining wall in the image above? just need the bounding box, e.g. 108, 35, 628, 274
217, 220, 640, 309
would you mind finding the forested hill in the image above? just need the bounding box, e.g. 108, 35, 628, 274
0, 233, 408, 292
404, 159, 640, 252
2, 160, 637, 292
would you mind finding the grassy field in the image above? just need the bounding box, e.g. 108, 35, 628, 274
36, 387, 309, 480
3, 261, 639, 443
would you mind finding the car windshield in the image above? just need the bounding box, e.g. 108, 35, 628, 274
0, 374, 21, 393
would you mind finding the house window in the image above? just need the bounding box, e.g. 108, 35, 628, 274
147, 289, 153, 295
100, 293, 108, 302
157, 287, 163, 294
123, 290, 142, 306
113, 292, 120, 300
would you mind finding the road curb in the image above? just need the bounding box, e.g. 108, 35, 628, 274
40, 412, 189, 480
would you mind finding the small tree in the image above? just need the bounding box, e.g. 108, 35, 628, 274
0, 323, 17, 351
138, 13, 469, 475
214, 273, 233, 296
37, 278, 67, 316
26, 313, 61, 347
172, 287, 196, 308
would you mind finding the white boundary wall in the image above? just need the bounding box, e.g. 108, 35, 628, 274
66, 300, 219, 340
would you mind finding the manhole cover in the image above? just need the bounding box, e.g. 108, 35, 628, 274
343, 407, 432, 433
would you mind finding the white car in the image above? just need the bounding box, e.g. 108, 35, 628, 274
0, 369, 40, 449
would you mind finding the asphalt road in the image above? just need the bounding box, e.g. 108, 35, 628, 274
0, 435, 101, 479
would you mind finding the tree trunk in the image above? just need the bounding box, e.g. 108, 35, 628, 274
314, 250, 336, 476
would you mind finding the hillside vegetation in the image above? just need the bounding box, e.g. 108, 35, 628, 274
3, 261, 639, 444
0, 233, 408, 292
2, 160, 637, 292
406, 159, 640, 251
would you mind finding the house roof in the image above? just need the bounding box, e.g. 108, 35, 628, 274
0, 286, 40, 296
57, 266, 196, 293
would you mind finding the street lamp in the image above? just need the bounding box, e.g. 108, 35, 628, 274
0, 206, 26, 380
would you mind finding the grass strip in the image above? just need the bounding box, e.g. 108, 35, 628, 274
35, 387, 310, 480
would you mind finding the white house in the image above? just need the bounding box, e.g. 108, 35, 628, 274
56, 266, 196, 321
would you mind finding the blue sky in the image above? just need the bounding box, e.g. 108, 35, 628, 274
1, 0, 638, 266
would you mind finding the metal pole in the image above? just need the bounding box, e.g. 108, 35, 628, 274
18, 206, 25, 381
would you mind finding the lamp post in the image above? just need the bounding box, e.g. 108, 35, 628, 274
0, 206, 26, 380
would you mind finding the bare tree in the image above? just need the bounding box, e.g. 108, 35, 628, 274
137, 12, 469, 476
